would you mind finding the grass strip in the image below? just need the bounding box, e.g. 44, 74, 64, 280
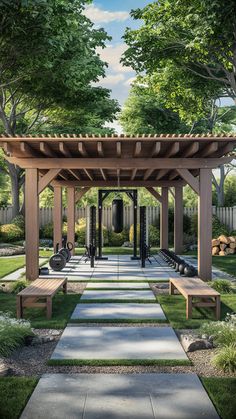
48, 359, 192, 367
86, 288, 150, 291
0, 377, 38, 419
157, 294, 236, 329
79, 299, 156, 304
69, 318, 168, 324
0, 293, 81, 329
0, 256, 26, 279
201, 377, 236, 419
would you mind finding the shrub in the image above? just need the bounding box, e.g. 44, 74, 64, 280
201, 313, 236, 346
207, 279, 235, 294
0, 312, 33, 357
75, 221, 109, 247
212, 344, 236, 372
190, 214, 229, 238
0, 224, 24, 242
108, 228, 129, 247
212, 215, 230, 238
11, 280, 29, 294
148, 225, 160, 247
11, 215, 25, 230
40, 222, 53, 239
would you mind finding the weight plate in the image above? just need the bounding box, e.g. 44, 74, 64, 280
49, 254, 66, 271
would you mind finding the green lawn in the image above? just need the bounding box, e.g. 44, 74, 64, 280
158, 294, 236, 329
0, 377, 38, 419
184, 251, 236, 277
201, 377, 236, 419
212, 255, 236, 277
0, 256, 25, 279
0, 293, 81, 328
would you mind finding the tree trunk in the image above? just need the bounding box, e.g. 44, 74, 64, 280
218, 165, 225, 207
6, 161, 21, 219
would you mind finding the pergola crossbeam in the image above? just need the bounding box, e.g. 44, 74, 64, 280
8, 157, 232, 169
38, 169, 61, 194
176, 168, 200, 194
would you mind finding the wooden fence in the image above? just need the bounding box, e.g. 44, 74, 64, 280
1, 205, 236, 231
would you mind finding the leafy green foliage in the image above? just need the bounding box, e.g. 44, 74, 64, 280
11, 215, 25, 230
123, 0, 236, 101
120, 85, 188, 134
0, 312, 33, 357
212, 344, 236, 373
11, 280, 29, 294
201, 313, 236, 347
108, 229, 129, 247
207, 279, 235, 294
0, 224, 24, 242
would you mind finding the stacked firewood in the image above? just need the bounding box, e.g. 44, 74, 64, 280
212, 235, 236, 256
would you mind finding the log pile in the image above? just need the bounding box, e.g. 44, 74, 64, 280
212, 235, 236, 256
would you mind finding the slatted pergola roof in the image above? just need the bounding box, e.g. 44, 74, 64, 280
1, 133, 235, 187
1, 133, 235, 282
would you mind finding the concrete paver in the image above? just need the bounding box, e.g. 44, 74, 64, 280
71, 303, 166, 320
51, 326, 188, 360
20, 373, 219, 419
80, 290, 156, 300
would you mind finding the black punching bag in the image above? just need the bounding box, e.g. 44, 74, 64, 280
112, 198, 124, 233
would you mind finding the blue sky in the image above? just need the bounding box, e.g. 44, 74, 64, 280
84, 1, 150, 108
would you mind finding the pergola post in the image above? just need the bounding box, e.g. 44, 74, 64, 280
198, 169, 212, 280
25, 168, 39, 280
160, 187, 169, 249
53, 186, 62, 252
67, 187, 75, 255
174, 186, 183, 254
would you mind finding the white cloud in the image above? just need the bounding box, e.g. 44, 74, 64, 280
99, 74, 125, 86
84, 5, 129, 23
123, 76, 136, 86
97, 44, 133, 73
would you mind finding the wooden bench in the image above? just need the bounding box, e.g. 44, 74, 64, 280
16, 277, 67, 320
169, 277, 221, 320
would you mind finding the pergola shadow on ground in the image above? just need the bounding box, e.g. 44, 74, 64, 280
1, 133, 235, 281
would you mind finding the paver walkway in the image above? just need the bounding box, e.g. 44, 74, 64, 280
21, 254, 219, 418
21, 373, 219, 419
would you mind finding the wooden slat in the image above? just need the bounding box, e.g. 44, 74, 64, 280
182, 142, 199, 157
18, 278, 67, 297
170, 277, 219, 297
78, 142, 88, 157
40, 142, 56, 157
97, 141, 104, 157
134, 141, 141, 157
116, 141, 121, 157
164, 142, 180, 157
156, 169, 169, 180
199, 142, 218, 157
59, 142, 72, 157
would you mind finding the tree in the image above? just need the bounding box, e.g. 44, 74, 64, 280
0, 0, 119, 217
120, 84, 188, 134
123, 0, 236, 103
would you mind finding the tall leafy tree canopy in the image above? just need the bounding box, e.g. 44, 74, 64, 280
123, 0, 236, 103
0, 0, 119, 216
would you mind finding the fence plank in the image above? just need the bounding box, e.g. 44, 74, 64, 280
1, 205, 236, 231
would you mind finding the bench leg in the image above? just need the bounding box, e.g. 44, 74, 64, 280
46, 297, 52, 319
215, 296, 221, 320
63, 282, 67, 294
17, 296, 23, 319
186, 296, 192, 319
169, 282, 175, 295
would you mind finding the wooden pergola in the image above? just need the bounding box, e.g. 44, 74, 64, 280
1, 133, 235, 282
